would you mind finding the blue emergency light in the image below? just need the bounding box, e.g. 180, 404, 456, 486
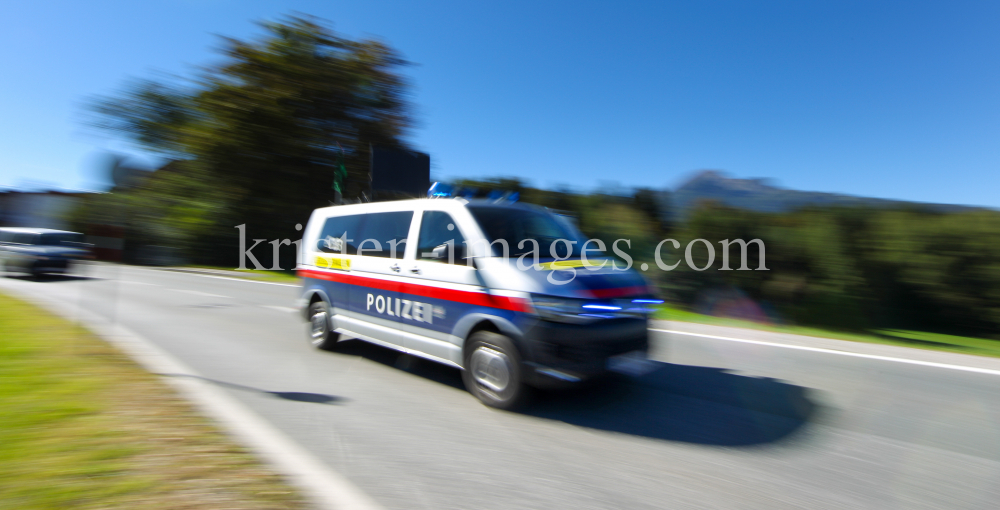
428, 182, 520, 203
427, 182, 454, 198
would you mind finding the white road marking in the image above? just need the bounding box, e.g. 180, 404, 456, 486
652, 328, 1000, 377
170, 289, 230, 299
183, 273, 299, 287
135, 268, 299, 287
262, 305, 298, 313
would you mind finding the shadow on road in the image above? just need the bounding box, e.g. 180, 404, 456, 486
335, 340, 819, 446
4, 273, 95, 283
334, 339, 467, 391
528, 362, 820, 446
163, 373, 344, 405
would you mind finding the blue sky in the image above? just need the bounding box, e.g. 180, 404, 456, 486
1, 1, 998, 207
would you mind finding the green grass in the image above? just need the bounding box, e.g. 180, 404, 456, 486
0, 292, 304, 509
654, 305, 1000, 359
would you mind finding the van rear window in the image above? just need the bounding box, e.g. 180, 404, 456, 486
318, 215, 364, 254
317, 211, 413, 259
11, 234, 39, 245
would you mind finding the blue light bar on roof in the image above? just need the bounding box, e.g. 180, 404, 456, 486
632, 299, 664, 304
489, 190, 521, 203
428, 182, 453, 198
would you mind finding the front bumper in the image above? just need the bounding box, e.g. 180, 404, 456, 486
519, 317, 649, 387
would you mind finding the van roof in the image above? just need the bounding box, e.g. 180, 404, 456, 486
311, 197, 540, 216
0, 227, 82, 235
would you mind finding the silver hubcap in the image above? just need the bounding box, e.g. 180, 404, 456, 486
310, 310, 328, 343
470, 346, 511, 393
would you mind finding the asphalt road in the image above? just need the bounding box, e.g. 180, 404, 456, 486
3, 264, 1000, 510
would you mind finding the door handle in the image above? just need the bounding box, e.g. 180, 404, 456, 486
389, 263, 401, 272
410, 267, 421, 274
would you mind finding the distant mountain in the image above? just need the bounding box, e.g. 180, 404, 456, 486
669, 170, 979, 218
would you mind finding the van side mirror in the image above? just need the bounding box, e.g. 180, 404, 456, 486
428, 243, 465, 262
430, 244, 448, 260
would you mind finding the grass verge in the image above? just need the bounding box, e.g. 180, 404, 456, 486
0, 292, 305, 509
654, 305, 1000, 359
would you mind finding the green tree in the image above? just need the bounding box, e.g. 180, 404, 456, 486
87, 15, 413, 267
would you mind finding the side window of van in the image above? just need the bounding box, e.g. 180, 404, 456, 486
418, 211, 467, 263
357, 211, 413, 259
12, 234, 38, 245
318, 214, 364, 254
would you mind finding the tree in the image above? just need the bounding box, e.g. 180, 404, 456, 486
87, 15, 414, 267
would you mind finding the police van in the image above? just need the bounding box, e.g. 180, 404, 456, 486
298, 191, 659, 409
0, 228, 91, 277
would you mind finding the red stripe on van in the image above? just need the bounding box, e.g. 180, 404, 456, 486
298, 268, 533, 313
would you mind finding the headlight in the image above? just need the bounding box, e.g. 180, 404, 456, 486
622, 298, 664, 314
530, 295, 631, 323
530, 295, 662, 323
530, 295, 588, 323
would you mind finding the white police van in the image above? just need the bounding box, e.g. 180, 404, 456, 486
298, 190, 659, 409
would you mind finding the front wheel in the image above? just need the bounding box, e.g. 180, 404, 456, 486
462, 331, 531, 410
307, 301, 341, 351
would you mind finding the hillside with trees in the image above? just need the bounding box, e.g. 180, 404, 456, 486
452, 177, 1000, 339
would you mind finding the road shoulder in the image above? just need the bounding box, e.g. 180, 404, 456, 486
0, 277, 384, 510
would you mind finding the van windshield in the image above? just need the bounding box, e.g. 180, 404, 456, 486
467, 205, 588, 258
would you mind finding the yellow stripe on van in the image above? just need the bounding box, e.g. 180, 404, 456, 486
537, 259, 606, 270
315, 255, 351, 271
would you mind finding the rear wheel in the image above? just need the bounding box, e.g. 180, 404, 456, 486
462, 331, 530, 410
307, 301, 341, 351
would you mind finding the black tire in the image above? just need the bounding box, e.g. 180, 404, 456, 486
462, 331, 531, 410
307, 301, 341, 351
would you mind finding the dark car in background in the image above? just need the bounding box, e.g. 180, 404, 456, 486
0, 228, 92, 277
